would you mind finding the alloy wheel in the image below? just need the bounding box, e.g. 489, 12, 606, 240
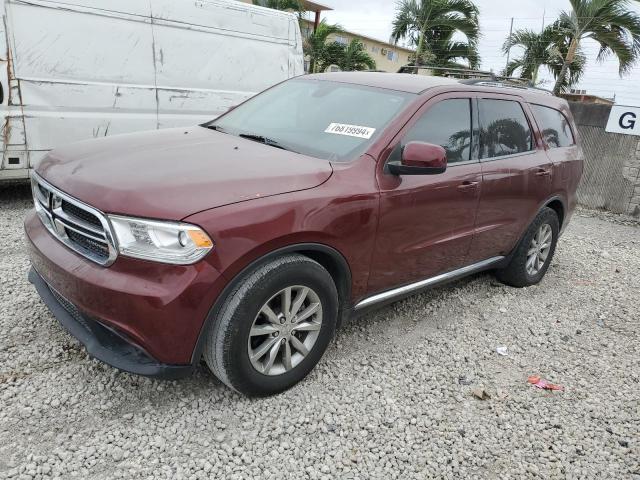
248, 286, 323, 376
526, 223, 553, 276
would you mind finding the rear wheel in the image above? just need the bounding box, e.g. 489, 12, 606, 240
496, 207, 559, 288
204, 254, 338, 396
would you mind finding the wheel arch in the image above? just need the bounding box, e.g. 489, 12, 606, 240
544, 196, 566, 229
504, 195, 567, 268
190, 243, 352, 364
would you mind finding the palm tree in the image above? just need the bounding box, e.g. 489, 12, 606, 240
391, 0, 480, 68
315, 41, 347, 73
304, 20, 344, 73
503, 27, 586, 90
338, 39, 377, 71
551, 0, 640, 95
428, 26, 480, 68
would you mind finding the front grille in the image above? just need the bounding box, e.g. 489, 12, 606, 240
66, 228, 110, 257
61, 200, 103, 228
37, 183, 49, 201
49, 285, 91, 330
31, 173, 117, 266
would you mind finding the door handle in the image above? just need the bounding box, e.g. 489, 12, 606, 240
535, 168, 551, 177
457, 180, 479, 191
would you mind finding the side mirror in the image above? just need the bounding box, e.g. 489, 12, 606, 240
388, 141, 448, 175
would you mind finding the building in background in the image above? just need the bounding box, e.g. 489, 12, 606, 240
299, 19, 414, 72
560, 89, 615, 106
238, 0, 414, 72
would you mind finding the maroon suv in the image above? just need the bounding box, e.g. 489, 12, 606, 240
25, 73, 583, 395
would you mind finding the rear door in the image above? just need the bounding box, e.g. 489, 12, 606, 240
530, 103, 583, 229
466, 94, 552, 263
368, 93, 482, 293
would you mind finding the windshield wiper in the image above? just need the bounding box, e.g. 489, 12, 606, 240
238, 133, 295, 153
206, 124, 226, 133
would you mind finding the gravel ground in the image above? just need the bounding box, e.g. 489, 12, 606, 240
1, 183, 638, 480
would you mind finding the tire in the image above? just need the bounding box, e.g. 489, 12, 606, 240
495, 207, 560, 288
204, 254, 338, 396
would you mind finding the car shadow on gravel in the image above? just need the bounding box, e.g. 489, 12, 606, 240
42, 271, 492, 411
0, 182, 31, 202
337, 272, 495, 341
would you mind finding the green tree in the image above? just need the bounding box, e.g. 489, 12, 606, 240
315, 39, 377, 72
503, 27, 586, 90
304, 20, 344, 73
315, 41, 347, 72
428, 26, 480, 68
551, 0, 640, 95
391, 0, 480, 68
252, 0, 303, 16
338, 39, 377, 71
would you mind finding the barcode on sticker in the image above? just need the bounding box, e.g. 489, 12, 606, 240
324, 123, 376, 139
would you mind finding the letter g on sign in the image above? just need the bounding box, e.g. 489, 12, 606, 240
619, 111, 637, 130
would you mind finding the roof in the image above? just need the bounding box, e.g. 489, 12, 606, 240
560, 93, 615, 106
304, 72, 460, 94
303, 73, 565, 104
300, 0, 332, 11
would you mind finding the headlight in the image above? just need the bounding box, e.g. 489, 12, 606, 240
108, 215, 213, 265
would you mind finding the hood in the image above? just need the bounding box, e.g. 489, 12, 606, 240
36, 127, 333, 220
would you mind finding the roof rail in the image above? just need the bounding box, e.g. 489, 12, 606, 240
397, 64, 554, 96
398, 64, 497, 79
460, 79, 554, 96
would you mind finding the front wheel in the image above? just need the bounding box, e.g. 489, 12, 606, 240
495, 207, 560, 288
203, 254, 338, 396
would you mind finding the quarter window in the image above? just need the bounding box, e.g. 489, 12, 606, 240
532, 104, 575, 148
402, 99, 473, 163
479, 99, 533, 159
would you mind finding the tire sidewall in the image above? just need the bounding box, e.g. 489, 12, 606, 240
222, 258, 338, 396
520, 209, 560, 284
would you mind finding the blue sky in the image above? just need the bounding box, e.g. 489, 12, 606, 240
316, 0, 640, 106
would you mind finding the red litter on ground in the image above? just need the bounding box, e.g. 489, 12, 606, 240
527, 375, 564, 391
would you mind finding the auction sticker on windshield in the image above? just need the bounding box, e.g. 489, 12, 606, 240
325, 123, 376, 139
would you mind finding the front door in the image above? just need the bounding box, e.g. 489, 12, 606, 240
466, 95, 552, 263
368, 94, 482, 294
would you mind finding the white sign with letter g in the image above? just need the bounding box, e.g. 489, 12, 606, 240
606, 105, 640, 136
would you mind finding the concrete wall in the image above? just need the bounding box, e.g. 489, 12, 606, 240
569, 102, 640, 217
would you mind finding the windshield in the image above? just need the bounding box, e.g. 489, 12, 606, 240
206, 79, 415, 161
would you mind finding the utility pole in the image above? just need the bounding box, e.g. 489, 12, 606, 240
505, 17, 514, 71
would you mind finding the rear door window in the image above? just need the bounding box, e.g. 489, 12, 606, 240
403, 98, 473, 163
479, 99, 533, 159
531, 104, 575, 148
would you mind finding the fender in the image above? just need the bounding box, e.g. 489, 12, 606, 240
190, 243, 352, 365
499, 195, 568, 269
539, 194, 567, 229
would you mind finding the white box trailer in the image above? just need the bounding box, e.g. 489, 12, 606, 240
0, 0, 304, 181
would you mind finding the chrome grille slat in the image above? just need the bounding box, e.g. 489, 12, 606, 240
61, 200, 104, 229
58, 218, 108, 243
31, 173, 118, 266
54, 210, 106, 238
66, 229, 110, 258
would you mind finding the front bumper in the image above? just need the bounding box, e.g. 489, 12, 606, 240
25, 209, 227, 371
28, 267, 192, 379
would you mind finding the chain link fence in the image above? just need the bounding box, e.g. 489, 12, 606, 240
570, 102, 640, 217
